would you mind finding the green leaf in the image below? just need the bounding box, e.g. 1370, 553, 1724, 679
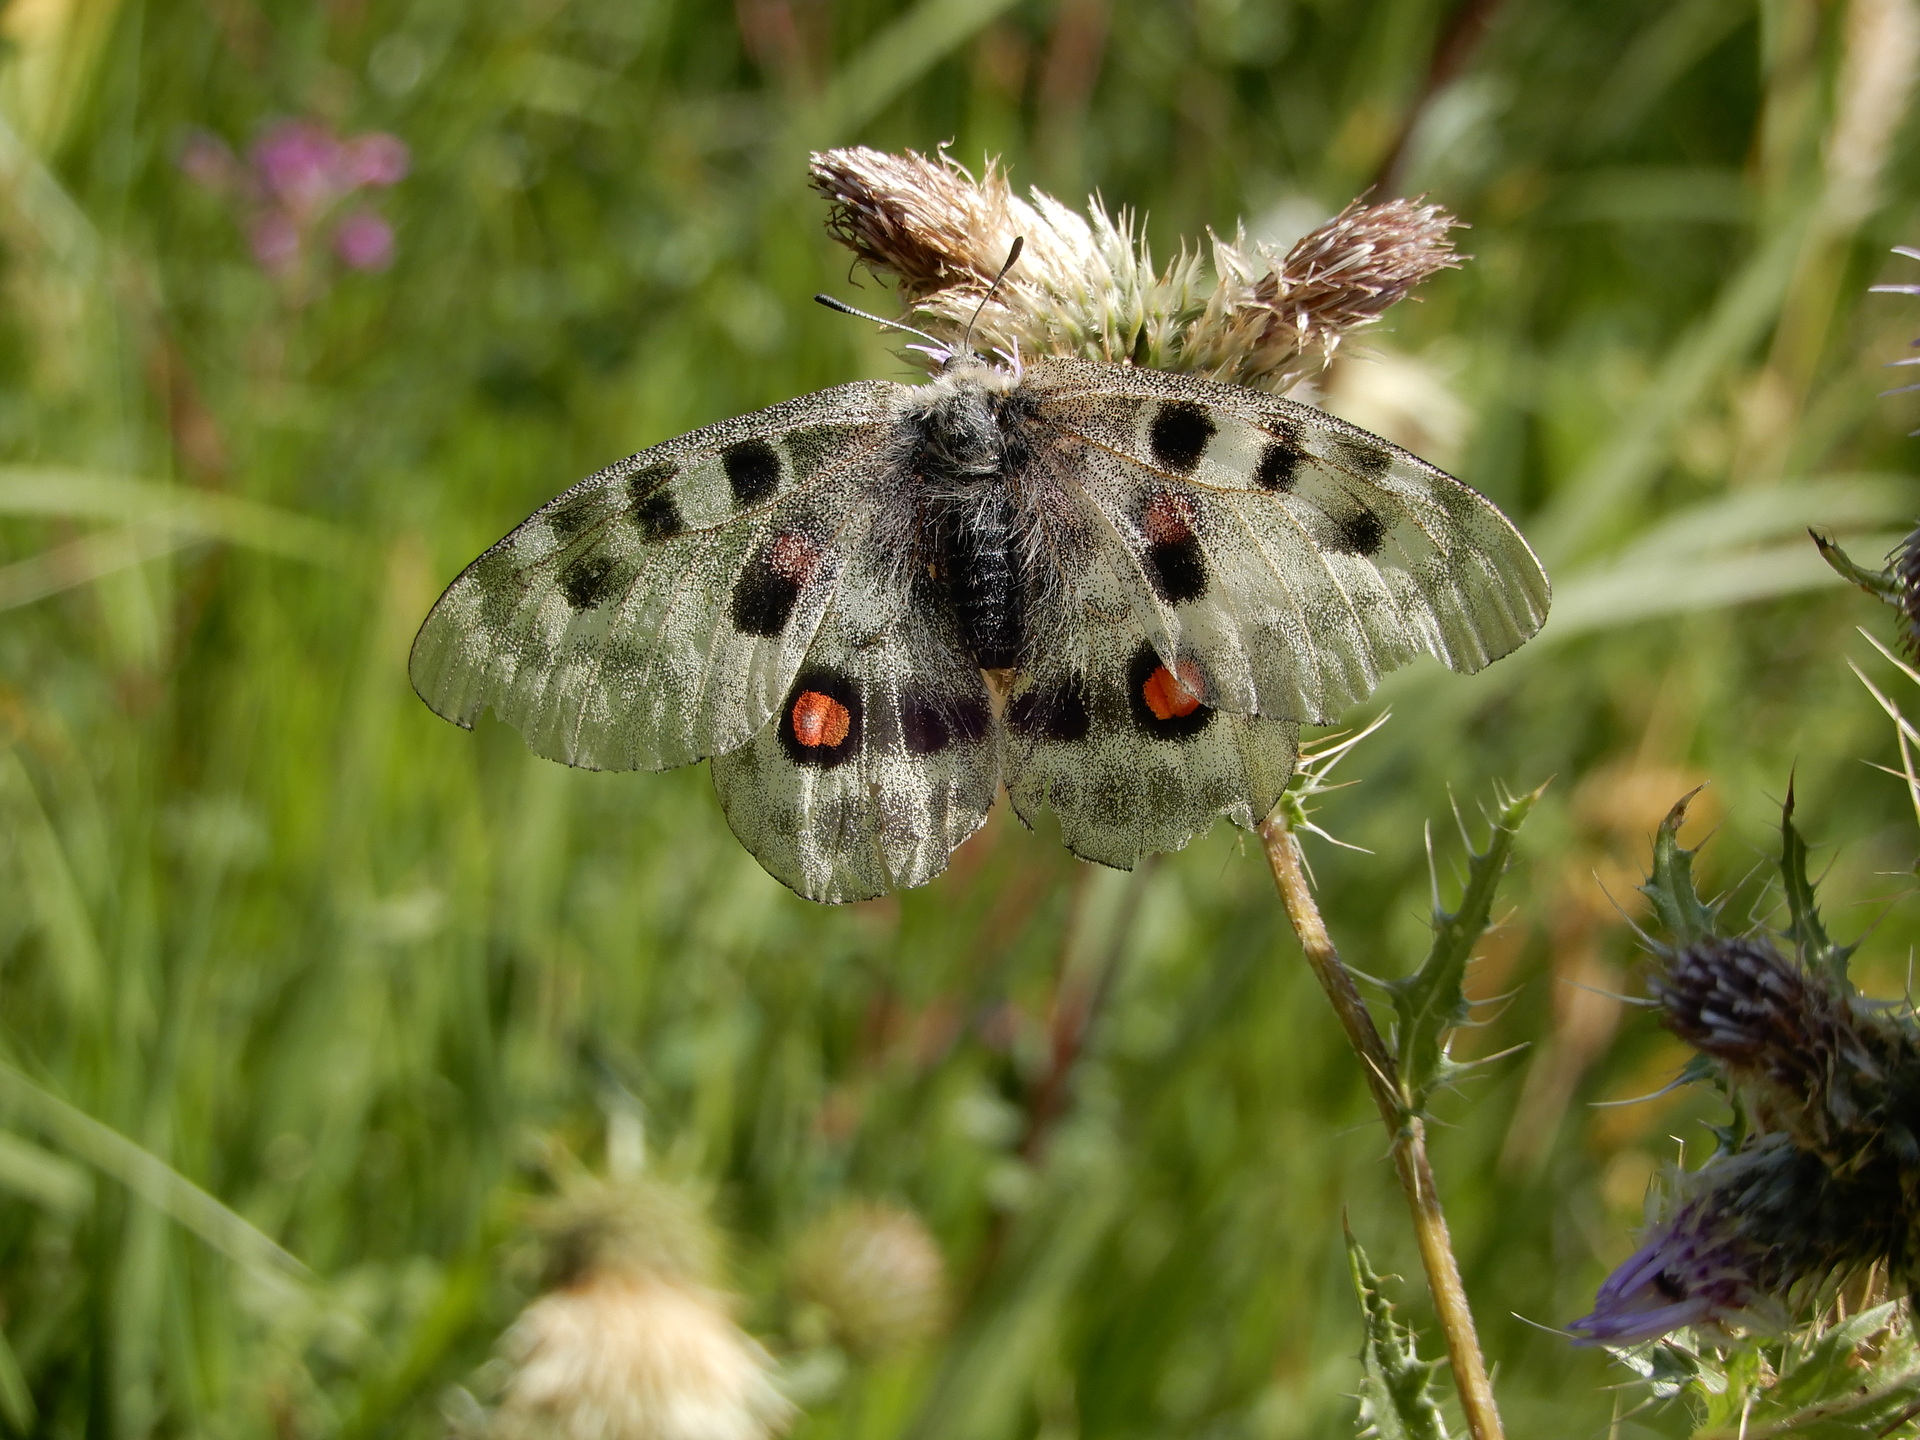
1690, 1304, 1920, 1438
1810, 527, 1905, 608
1345, 1225, 1453, 1440
0, 1320, 33, 1435
1388, 785, 1542, 1115
1640, 788, 1718, 948
1778, 782, 1857, 986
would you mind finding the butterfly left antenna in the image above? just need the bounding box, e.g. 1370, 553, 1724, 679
812, 294, 947, 350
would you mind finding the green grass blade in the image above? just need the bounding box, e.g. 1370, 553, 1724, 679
0, 1063, 306, 1282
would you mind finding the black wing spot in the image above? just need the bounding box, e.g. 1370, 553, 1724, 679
1148, 401, 1215, 473
779, 670, 862, 769
1147, 536, 1208, 603
627, 460, 674, 501
1126, 645, 1214, 740
1331, 438, 1391, 481
1329, 507, 1387, 556
1009, 675, 1091, 743
634, 491, 682, 541
900, 697, 949, 756
901, 694, 991, 756
723, 439, 782, 506
560, 554, 619, 611
730, 553, 802, 636
1255, 441, 1300, 493
628, 463, 681, 538
547, 492, 602, 543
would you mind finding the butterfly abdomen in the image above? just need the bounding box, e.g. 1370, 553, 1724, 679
935, 490, 1024, 670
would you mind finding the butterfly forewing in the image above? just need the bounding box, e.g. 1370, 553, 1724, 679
1022, 359, 1549, 723
710, 560, 999, 902
409, 381, 904, 771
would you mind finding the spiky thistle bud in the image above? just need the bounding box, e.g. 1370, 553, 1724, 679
808, 146, 1460, 393
487, 1180, 792, 1440
1651, 936, 1920, 1176
1571, 1138, 1896, 1345
787, 1200, 946, 1362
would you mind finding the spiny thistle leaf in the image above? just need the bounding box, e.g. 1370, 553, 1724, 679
1345, 1226, 1453, 1440
1778, 783, 1857, 986
1388, 784, 1542, 1115
1688, 1303, 1920, 1438
1810, 528, 1904, 608
1641, 789, 1718, 949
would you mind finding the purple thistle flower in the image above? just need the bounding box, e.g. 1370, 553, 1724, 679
252, 120, 347, 217
1652, 937, 1920, 1173
1578, 931, 1920, 1345
333, 211, 395, 272
1573, 1140, 1896, 1345
186, 119, 409, 283
341, 132, 409, 188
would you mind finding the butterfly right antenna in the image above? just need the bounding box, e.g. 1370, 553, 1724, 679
963, 236, 1025, 352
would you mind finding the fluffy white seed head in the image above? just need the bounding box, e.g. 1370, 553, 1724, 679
787, 1200, 946, 1361
492, 1275, 794, 1440
485, 1180, 792, 1440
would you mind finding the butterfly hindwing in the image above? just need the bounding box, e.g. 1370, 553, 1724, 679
710, 562, 1000, 903
1021, 358, 1549, 723
1002, 543, 1299, 870
409, 381, 905, 771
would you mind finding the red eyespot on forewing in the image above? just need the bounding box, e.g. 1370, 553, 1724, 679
1142, 491, 1197, 545
768, 532, 826, 584
791, 689, 852, 748
1141, 660, 1205, 720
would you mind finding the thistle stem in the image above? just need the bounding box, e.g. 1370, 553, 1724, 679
1259, 811, 1505, 1440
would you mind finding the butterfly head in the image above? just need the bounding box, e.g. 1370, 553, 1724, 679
812, 237, 1026, 377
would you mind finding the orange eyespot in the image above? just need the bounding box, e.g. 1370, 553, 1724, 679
768, 532, 825, 583
791, 690, 852, 748
1142, 490, 1196, 545
1141, 661, 1205, 720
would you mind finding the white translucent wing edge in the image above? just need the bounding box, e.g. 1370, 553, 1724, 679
408, 381, 903, 770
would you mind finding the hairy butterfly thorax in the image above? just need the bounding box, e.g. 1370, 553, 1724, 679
410, 149, 1550, 902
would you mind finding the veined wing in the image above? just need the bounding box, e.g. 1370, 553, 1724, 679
410, 381, 906, 771
1021, 358, 1548, 724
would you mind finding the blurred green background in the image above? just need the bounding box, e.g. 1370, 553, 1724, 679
4, 0, 1920, 1436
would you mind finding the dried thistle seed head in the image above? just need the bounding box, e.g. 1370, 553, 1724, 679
807, 147, 1461, 393
809, 146, 1023, 302
488, 1178, 791, 1440
524, 1178, 720, 1291
491, 1274, 793, 1440
1572, 1139, 1897, 1345
787, 1200, 947, 1361
1651, 937, 1920, 1172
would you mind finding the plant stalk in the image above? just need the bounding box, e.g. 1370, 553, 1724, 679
1259, 811, 1506, 1440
